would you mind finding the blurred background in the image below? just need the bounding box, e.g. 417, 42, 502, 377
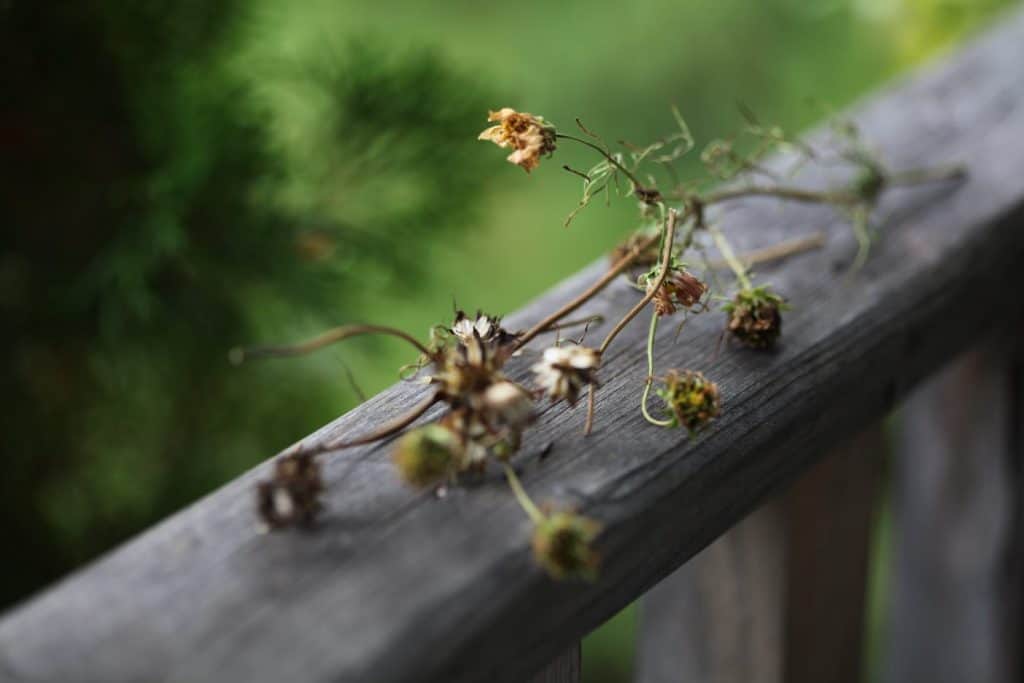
0, 1, 1016, 680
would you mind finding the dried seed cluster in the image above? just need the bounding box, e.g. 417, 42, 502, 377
243, 103, 960, 580
531, 511, 602, 581
257, 451, 324, 530
723, 286, 786, 349
639, 263, 708, 317
390, 311, 600, 489
656, 369, 721, 435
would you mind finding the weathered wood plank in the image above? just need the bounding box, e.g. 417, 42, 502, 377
529, 643, 581, 683
635, 427, 883, 683
3, 11, 1024, 683
885, 335, 1022, 683
635, 491, 786, 683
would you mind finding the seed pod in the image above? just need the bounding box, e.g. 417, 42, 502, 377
393, 424, 463, 487
257, 451, 324, 530
531, 511, 602, 581
530, 345, 600, 405
724, 286, 786, 349
656, 369, 721, 435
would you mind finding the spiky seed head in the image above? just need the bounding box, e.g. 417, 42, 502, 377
723, 286, 786, 349
656, 369, 721, 435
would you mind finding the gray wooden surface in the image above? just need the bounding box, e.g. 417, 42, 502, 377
3, 10, 1024, 683
885, 336, 1022, 683
635, 427, 883, 683
530, 644, 581, 683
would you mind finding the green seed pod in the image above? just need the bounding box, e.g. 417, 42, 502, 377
531, 511, 602, 581
393, 424, 462, 488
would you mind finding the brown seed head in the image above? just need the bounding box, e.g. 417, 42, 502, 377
531, 511, 602, 581
724, 286, 785, 349
257, 451, 324, 529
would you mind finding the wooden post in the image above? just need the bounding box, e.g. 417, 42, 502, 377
529, 643, 581, 683
636, 428, 884, 683
885, 338, 1022, 683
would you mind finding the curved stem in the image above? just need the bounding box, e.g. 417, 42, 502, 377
312, 392, 441, 453
641, 312, 673, 427
556, 133, 646, 191
231, 324, 433, 364
503, 464, 545, 525
707, 223, 752, 290
537, 314, 606, 336
584, 209, 680, 436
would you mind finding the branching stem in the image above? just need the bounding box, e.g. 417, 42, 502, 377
557, 133, 647, 193
513, 232, 660, 350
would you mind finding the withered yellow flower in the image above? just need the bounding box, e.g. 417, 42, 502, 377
478, 107, 557, 173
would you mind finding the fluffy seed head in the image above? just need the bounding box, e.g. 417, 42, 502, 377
531, 345, 600, 405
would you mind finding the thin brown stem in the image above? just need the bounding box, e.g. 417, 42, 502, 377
702, 185, 859, 206
557, 133, 646, 191
704, 232, 825, 271
513, 232, 660, 351
310, 392, 441, 454
886, 164, 966, 186
230, 324, 433, 364
538, 314, 606, 334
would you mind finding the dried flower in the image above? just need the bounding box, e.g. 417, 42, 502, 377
531, 345, 600, 405
478, 107, 557, 173
431, 336, 503, 406
531, 511, 602, 581
439, 409, 492, 466
257, 451, 324, 529
724, 285, 786, 348
656, 369, 721, 435
640, 264, 707, 317
482, 380, 535, 429
450, 310, 520, 354
393, 424, 463, 487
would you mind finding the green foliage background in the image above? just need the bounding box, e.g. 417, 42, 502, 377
0, 0, 1014, 680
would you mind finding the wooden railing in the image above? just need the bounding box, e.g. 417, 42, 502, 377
3, 9, 1024, 683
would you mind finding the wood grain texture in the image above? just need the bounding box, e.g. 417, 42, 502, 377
635, 491, 786, 683
635, 427, 883, 683
529, 643, 580, 683
885, 337, 1022, 683
3, 11, 1024, 683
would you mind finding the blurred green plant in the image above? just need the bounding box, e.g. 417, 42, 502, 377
0, 0, 490, 608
